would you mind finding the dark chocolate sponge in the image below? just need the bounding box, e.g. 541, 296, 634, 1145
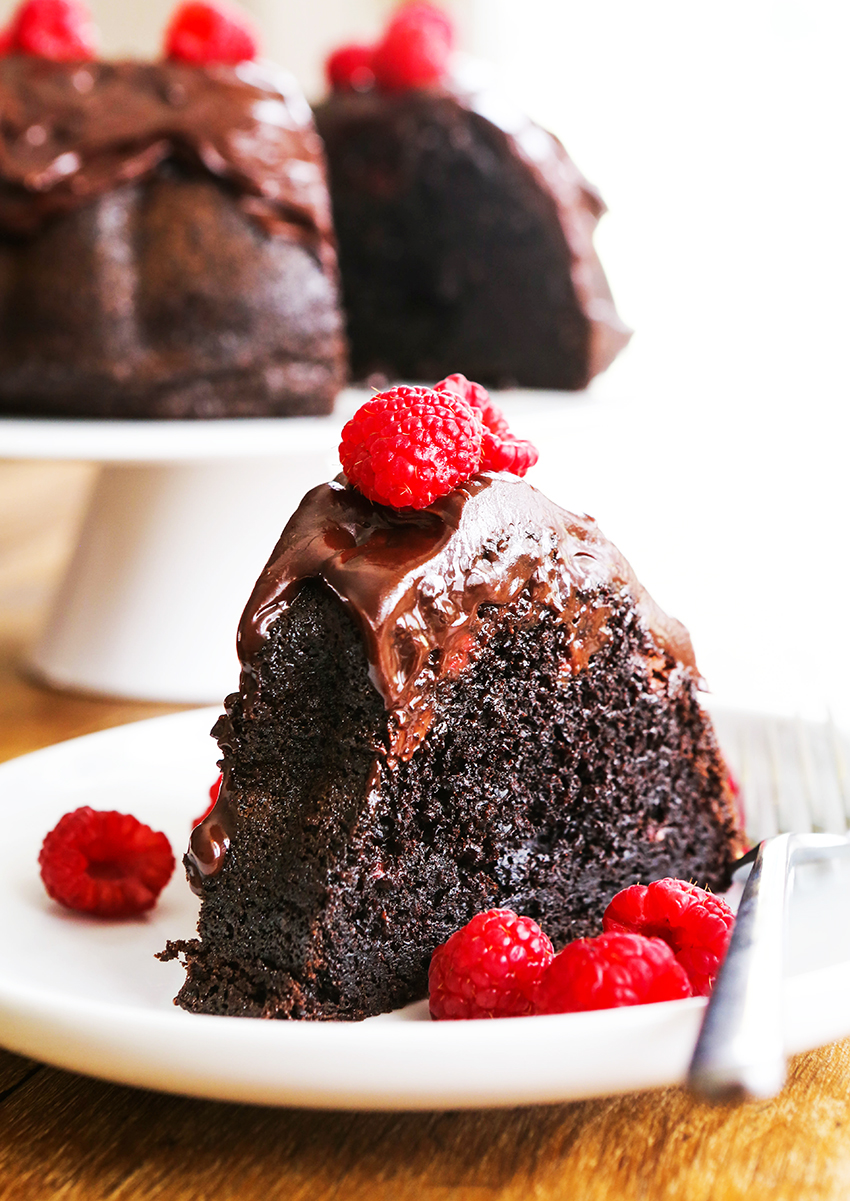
314, 70, 631, 390
163, 475, 743, 1020
0, 58, 346, 419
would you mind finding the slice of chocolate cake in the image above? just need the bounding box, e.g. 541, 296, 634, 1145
314, 59, 631, 390
165, 467, 744, 1021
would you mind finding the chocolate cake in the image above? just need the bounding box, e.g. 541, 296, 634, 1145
0, 56, 346, 418
314, 66, 631, 390
164, 472, 744, 1020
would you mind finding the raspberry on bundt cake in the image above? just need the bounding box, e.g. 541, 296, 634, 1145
0, 0, 346, 419
162, 379, 744, 1021
313, 2, 631, 391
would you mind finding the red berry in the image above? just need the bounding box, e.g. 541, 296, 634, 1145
535, 932, 692, 1014
480, 430, 539, 476
339, 385, 482, 510
603, 878, 735, 996
436, 373, 539, 477
436, 372, 509, 436
372, 2, 453, 92
7, 0, 98, 61
0, 26, 13, 54
429, 909, 554, 1020
193, 773, 221, 828
326, 42, 375, 93
164, 1, 258, 65
39, 807, 175, 918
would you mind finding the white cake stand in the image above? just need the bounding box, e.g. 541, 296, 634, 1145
0, 389, 588, 704
0, 394, 365, 704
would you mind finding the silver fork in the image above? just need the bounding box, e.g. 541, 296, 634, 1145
709, 706, 850, 842
686, 707, 850, 1103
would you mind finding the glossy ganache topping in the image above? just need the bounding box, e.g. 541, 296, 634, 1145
0, 56, 334, 258
237, 472, 698, 759
188, 469, 698, 890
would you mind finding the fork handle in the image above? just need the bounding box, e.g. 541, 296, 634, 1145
687, 834, 793, 1103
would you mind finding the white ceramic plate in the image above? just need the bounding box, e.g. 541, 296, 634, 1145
1, 706, 850, 1111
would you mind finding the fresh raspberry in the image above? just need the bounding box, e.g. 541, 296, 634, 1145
0, 26, 13, 54
535, 932, 692, 1014
480, 431, 539, 476
603, 878, 735, 996
372, 2, 453, 92
436, 373, 509, 436
7, 0, 98, 61
339, 385, 482, 509
164, 1, 258, 65
436, 373, 539, 477
429, 909, 554, 1020
193, 773, 221, 828
39, 807, 175, 918
326, 43, 375, 93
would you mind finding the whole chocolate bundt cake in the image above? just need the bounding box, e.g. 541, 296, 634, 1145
0, 55, 346, 418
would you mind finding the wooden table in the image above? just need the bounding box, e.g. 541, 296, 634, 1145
2, 462, 850, 1201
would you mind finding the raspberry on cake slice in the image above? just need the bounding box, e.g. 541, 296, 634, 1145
162, 383, 744, 1020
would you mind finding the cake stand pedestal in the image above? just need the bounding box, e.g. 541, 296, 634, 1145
0, 390, 584, 704
0, 398, 361, 704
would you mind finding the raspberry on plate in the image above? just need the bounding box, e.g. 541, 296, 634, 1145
429, 909, 554, 1019
339, 385, 483, 510
39, 807, 175, 918
436, 373, 538, 477
603, 877, 735, 996
326, 43, 375, 93
372, 1, 453, 92
164, 1, 258, 65
6, 0, 98, 61
535, 932, 692, 1014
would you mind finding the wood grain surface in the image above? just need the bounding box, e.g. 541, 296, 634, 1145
0, 460, 849, 1201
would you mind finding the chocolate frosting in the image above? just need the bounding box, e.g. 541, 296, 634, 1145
189, 472, 698, 888
0, 56, 335, 265
237, 473, 696, 758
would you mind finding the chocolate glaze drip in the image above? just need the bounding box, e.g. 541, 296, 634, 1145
190, 473, 699, 885
0, 56, 335, 266
239, 473, 696, 754
186, 764, 236, 896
